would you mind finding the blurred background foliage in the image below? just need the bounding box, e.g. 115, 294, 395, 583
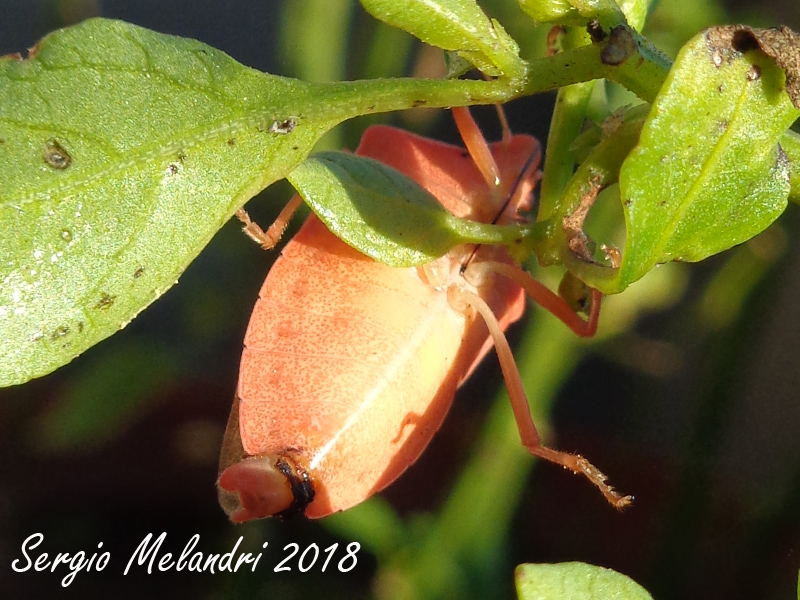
1, 0, 800, 598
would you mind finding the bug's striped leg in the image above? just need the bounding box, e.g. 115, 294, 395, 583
448, 285, 632, 510
235, 194, 304, 251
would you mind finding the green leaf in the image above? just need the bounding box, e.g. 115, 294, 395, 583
616, 28, 800, 290
0, 18, 344, 387
517, 0, 587, 27
287, 151, 526, 267
358, 0, 526, 82
517, 0, 628, 29
515, 563, 654, 600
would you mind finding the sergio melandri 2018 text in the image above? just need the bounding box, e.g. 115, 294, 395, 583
12, 532, 361, 587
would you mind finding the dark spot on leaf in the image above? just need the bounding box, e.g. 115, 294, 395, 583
94, 293, 116, 310
167, 163, 179, 176
133, 266, 145, 278
718, 84, 724, 93
366, 105, 375, 112
706, 25, 800, 108
60, 229, 72, 242
411, 100, 428, 108
587, 20, 606, 43
227, 138, 236, 146
731, 30, 761, 54
77, 322, 84, 333
44, 139, 71, 169
601, 26, 636, 66
292, 146, 299, 150
50, 326, 69, 340
624, 199, 632, 207
268, 118, 297, 135
747, 64, 762, 81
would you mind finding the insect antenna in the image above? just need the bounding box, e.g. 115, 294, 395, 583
495, 103, 513, 144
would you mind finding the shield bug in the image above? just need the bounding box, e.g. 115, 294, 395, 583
217, 108, 631, 521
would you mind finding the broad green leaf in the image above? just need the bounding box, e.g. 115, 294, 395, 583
616, 28, 800, 290
515, 563, 654, 600
0, 18, 339, 387
0, 18, 513, 387
358, 0, 526, 82
287, 151, 526, 267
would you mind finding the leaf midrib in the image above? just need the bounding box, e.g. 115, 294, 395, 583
650, 77, 751, 262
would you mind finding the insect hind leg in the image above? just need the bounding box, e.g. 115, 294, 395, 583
448, 285, 631, 510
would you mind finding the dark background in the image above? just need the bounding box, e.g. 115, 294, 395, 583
1, 1, 800, 598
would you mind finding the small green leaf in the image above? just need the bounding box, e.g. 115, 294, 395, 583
359, 0, 526, 81
518, 0, 628, 29
616, 27, 800, 290
517, 0, 585, 27
515, 563, 654, 600
287, 151, 525, 267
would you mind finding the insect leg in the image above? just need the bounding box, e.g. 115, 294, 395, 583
465, 260, 601, 337
452, 107, 502, 192
448, 285, 632, 509
235, 194, 304, 251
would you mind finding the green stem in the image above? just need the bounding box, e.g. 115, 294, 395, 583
304, 24, 673, 128
571, 0, 628, 29
536, 26, 671, 221
538, 26, 598, 224
538, 82, 597, 222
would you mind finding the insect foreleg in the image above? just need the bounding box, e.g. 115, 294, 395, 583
452, 107, 502, 192
235, 194, 304, 251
